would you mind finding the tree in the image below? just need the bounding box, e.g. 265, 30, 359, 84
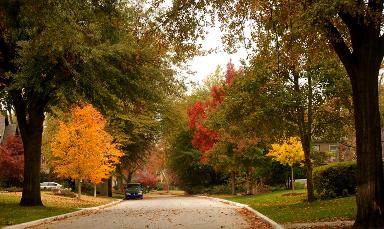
267, 137, 304, 191
161, 1, 384, 226
0, 0, 180, 206
0, 135, 24, 187
51, 105, 123, 198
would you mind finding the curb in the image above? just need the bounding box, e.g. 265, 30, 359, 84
282, 220, 354, 229
198, 196, 283, 229
4, 199, 124, 229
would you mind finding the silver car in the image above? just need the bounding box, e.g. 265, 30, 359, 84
40, 182, 62, 190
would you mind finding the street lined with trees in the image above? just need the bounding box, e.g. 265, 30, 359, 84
1, 0, 384, 228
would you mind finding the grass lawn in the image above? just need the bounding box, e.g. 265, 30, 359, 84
0, 191, 117, 227
214, 189, 356, 224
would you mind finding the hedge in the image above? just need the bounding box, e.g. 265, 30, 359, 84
313, 161, 357, 199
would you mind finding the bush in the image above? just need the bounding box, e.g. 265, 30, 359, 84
53, 188, 77, 197
313, 161, 357, 199
294, 181, 305, 190
207, 185, 232, 194
0, 186, 23, 192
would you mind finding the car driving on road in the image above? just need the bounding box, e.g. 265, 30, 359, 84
125, 183, 143, 199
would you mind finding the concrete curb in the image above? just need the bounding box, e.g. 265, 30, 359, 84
282, 220, 354, 229
198, 196, 283, 229
4, 199, 124, 229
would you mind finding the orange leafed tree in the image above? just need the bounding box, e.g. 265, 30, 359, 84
267, 137, 304, 190
51, 105, 123, 197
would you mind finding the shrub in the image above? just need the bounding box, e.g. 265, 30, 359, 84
294, 181, 305, 190
207, 185, 231, 194
0, 186, 23, 192
313, 161, 357, 199
53, 188, 77, 197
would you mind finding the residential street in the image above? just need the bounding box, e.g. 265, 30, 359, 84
24, 194, 268, 229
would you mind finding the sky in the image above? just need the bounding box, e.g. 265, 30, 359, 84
185, 26, 249, 85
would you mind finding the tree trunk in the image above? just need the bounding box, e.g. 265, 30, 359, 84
325, 10, 384, 227
301, 136, 315, 201
20, 131, 43, 206
293, 68, 315, 202
230, 171, 236, 195
350, 66, 384, 228
94, 184, 96, 197
107, 177, 112, 197
11, 90, 46, 207
291, 166, 295, 191
246, 170, 251, 195
78, 180, 82, 199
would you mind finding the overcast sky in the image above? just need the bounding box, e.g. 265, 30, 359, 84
185, 26, 249, 85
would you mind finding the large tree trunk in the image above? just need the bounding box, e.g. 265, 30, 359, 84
11, 90, 47, 206
350, 65, 384, 228
20, 128, 44, 206
324, 7, 384, 227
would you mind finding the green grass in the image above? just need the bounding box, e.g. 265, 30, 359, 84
0, 192, 116, 227
214, 190, 356, 224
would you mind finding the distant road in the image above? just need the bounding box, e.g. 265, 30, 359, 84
28, 194, 259, 229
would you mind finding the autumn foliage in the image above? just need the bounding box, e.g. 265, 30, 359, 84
51, 105, 123, 186
135, 171, 158, 189
267, 137, 304, 190
0, 135, 24, 186
187, 61, 237, 162
267, 137, 304, 167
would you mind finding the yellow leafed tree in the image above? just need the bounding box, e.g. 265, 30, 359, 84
267, 137, 304, 190
51, 105, 123, 198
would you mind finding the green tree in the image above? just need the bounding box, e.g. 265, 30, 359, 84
161, 1, 384, 226
0, 1, 179, 206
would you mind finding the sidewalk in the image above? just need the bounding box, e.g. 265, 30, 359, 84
4, 199, 123, 229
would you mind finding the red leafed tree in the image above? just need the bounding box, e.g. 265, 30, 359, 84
188, 61, 237, 162
0, 135, 24, 187
136, 170, 158, 189
225, 61, 236, 85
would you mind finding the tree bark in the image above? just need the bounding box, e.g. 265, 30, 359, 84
350, 66, 384, 228
11, 90, 46, 206
293, 69, 315, 202
291, 166, 295, 191
325, 17, 384, 227
107, 177, 112, 197
94, 184, 97, 197
78, 180, 82, 199
302, 136, 315, 201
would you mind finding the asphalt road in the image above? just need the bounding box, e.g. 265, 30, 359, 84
29, 194, 253, 229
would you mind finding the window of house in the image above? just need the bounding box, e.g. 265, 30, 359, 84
329, 145, 338, 153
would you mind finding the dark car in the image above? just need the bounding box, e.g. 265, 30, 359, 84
125, 183, 143, 199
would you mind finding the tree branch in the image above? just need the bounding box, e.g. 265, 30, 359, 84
324, 21, 356, 77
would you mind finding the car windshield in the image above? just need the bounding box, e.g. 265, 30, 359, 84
126, 184, 141, 190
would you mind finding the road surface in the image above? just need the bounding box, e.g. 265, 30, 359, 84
29, 194, 270, 229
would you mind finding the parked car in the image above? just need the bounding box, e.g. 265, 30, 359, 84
40, 182, 62, 190
125, 183, 143, 199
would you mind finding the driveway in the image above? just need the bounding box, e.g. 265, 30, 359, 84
26, 194, 270, 229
